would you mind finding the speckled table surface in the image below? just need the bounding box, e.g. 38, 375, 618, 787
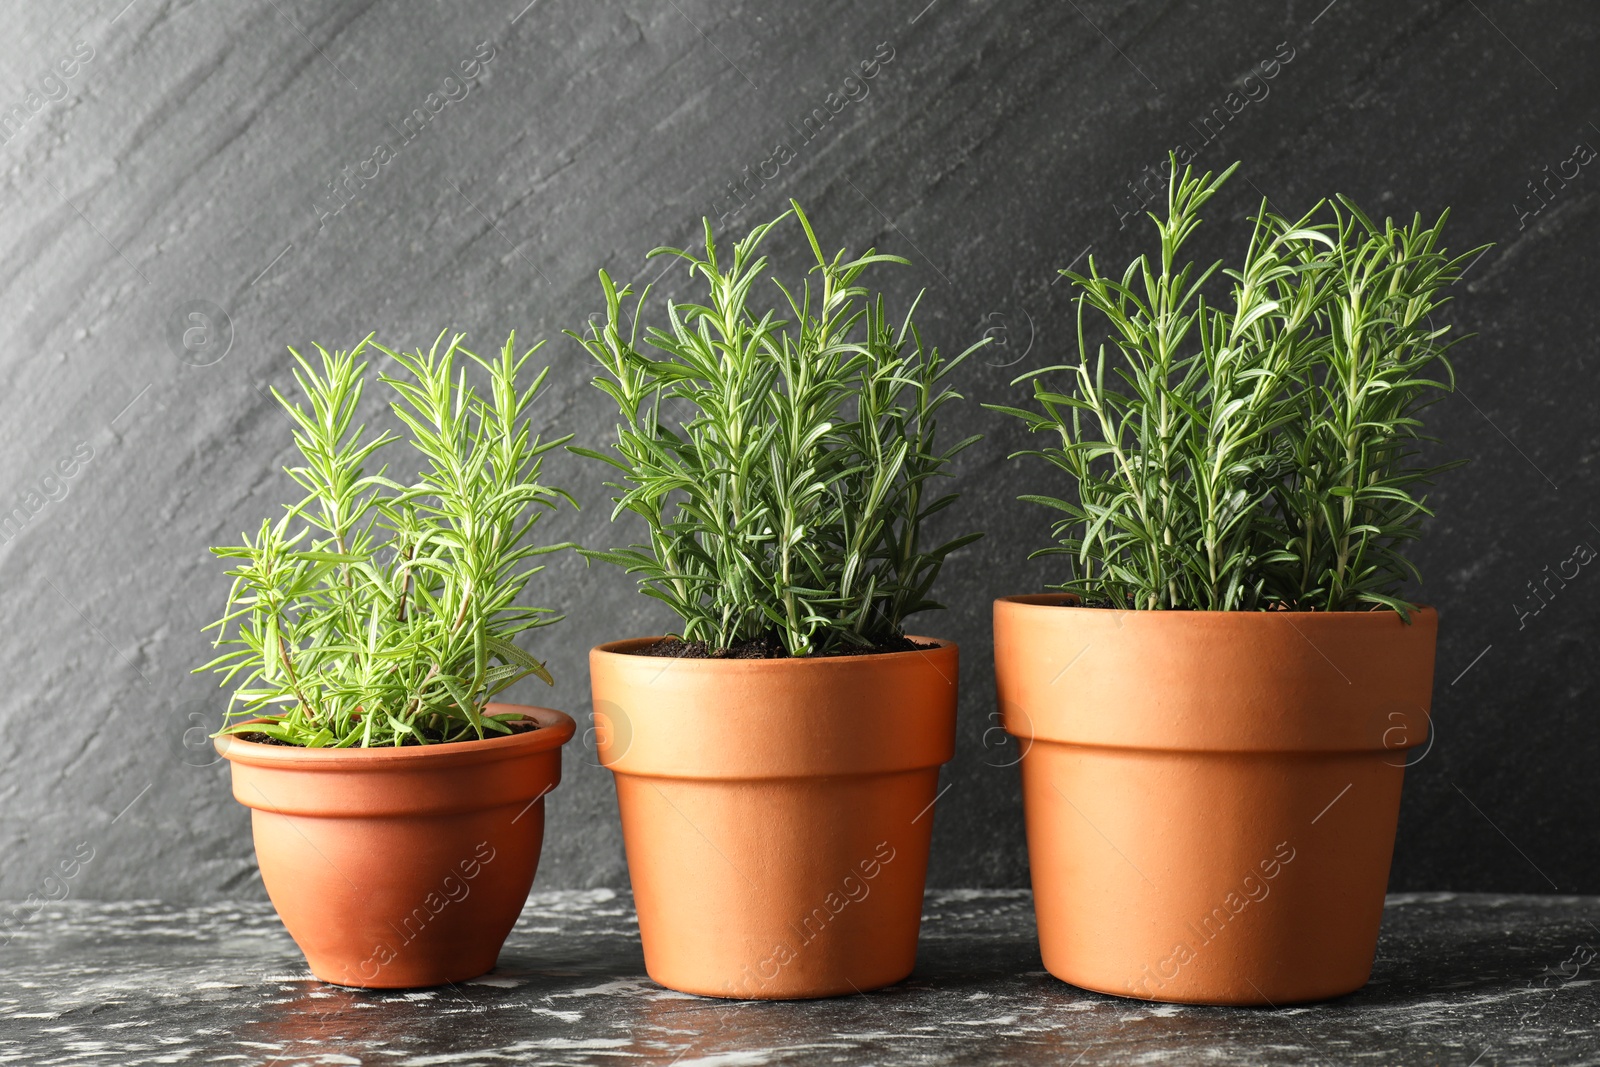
0, 890, 1595, 1066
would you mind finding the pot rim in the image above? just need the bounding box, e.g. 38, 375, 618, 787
996, 592, 1438, 621
994, 593, 1437, 753
590, 634, 956, 670
215, 703, 576, 769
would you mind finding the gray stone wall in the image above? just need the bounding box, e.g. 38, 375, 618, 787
0, 0, 1594, 900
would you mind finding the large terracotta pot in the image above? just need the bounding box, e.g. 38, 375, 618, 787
218, 704, 575, 988
589, 637, 958, 999
995, 594, 1436, 1005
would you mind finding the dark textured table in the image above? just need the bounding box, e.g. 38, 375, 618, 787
1, 890, 1596, 1065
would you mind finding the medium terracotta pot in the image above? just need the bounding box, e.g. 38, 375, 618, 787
995, 594, 1437, 1005
217, 704, 575, 988
589, 637, 958, 999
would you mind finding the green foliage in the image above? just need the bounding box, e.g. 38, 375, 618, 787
197, 332, 575, 747
568, 202, 984, 655
991, 158, 1485, 614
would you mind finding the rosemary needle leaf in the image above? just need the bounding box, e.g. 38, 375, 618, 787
567, 205, 984, 656
990, 156, 1485, 614
196, 332, 574, 747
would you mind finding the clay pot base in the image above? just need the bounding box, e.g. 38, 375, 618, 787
618, 772, 933, 1000
995, 595, 1437, 1006
1024, 746, 1407, 1005
591, 636, 958, 1000
219, 704, 576, 989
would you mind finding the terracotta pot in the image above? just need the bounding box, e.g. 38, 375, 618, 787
995, 594, 1437, 1005
589, 637, 958, 999
217, 704, 575, 988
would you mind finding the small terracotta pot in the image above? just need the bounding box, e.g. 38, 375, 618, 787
589, 637, 958, 999
995, 595, 1436, 1005
218, 704, 575, 988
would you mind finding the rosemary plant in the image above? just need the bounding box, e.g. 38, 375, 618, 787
569, 202, 983, 656
197, 332, 575, 747
993, 159, 1484, 614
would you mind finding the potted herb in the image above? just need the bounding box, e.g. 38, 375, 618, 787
199, 332, 578, 988
570, 204, 982, 999
990, 160, 1484, 1005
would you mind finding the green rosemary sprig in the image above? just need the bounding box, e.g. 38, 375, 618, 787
569, 202, 984, 655
992, 158, 1485, 615
196, 331, 575, 747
